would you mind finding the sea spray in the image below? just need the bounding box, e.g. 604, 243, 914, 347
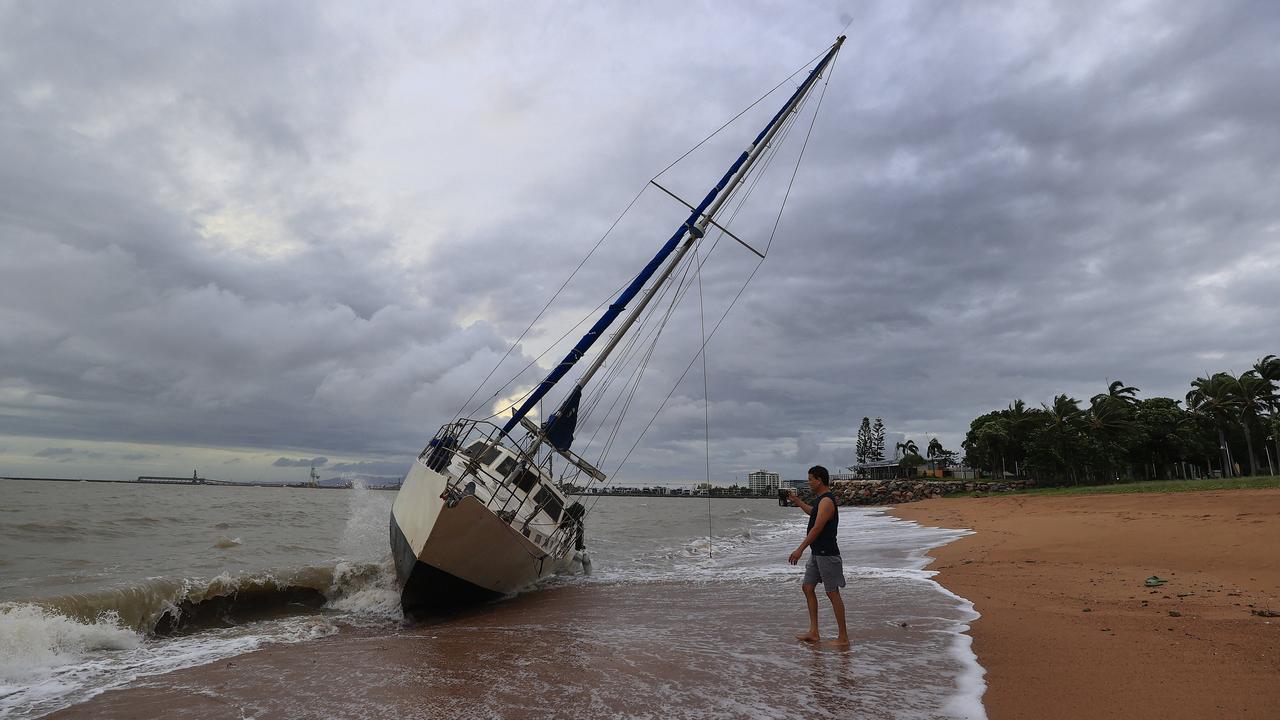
0, 604, 337, 718
340, 479, 391, 563
0, 605, 140, 685
324, 559, 402, 621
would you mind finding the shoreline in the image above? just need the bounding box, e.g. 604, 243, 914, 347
890, 488, 1280, 719
20, 505, 987, 719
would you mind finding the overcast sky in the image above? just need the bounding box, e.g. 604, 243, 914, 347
1, 1, 1276, 486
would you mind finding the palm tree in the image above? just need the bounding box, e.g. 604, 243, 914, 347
1041, 394, 1082, 483
1232, 370, 1276, 476
1256, 355, 1280, 384
1004, 399, 1035, 478
1255, 355, 1280, 473
1186, 373, 1241, 477
895, 439, 920, 459
967, 419, 1010, 478
926, 437, 956, 472
1044, 394, 1081, 423
1092, 380, 1140, 408
1085, 395, 1137, 481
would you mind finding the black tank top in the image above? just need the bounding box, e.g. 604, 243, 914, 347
806, 491, 840, 556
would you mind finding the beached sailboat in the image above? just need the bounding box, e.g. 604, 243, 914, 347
390, 35, 845, 616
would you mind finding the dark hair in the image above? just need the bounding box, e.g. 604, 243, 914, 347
808, 465, 829, 484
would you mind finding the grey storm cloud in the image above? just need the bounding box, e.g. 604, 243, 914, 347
328, 460, 409, 476
34, 448, 78, 459
272, 457, 329, 468
1, 2, 1277, 482
35, 447, 109, 462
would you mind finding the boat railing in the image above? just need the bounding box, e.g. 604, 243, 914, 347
421, 418, 588, 557
515, 415, 606, 482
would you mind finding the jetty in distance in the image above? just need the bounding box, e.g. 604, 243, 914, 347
0, 472, 401, 491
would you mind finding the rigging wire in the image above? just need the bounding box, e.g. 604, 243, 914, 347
470, 273, 632, 422
652, 46, 830, 181
578, 70, 820, 516
578, 262, 686, 448
588, 253, 697, 472
455, 43, 835, 425
591, 45, 840, 501
565, 79, 816, 464
696, 243, 712, 558
458, 186, 649, 420
573, 246, 697, 465
578, 251, 693, 430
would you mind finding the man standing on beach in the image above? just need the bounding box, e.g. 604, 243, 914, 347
787, 465, 849, 646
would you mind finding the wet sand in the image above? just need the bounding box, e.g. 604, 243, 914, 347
49, 577, 977, 719
891, 489, 1280, 720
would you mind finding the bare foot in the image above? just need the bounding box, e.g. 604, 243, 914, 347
795, 631, 820, 643
821, 638, 851, 649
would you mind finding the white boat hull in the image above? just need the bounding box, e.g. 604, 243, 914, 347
390, 458, 556, 615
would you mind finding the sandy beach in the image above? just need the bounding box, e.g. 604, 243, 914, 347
891, 488, 1280, 719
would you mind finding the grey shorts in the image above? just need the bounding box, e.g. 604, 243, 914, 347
803, 554, 846, 593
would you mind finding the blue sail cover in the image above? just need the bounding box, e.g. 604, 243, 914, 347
542, 385, 581, 451
500, 39, 844, 448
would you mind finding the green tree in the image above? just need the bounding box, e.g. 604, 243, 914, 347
1092, 380, 1140, 408
1002, 399, 1041, 478
1255, 356, 1280, 474
1130, 397, 1215, 479
1186, 373, 1241, 477
855, 417, 872, 465
1083, 393, 1138, 481
896, 439, 924, 473
870, 418, 886, 462
1032, 394, 1084, 484
1232, 371, 1276, 475
927, 437, 958, 471
963, 413, 1012, 478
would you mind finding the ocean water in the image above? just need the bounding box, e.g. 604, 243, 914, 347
0, 479, 984, 719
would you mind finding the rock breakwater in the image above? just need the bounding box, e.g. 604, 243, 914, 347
795, 479, 1033, 506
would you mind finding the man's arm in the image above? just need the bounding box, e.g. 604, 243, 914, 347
788, 496, 835, 565
786, 489, 813, 515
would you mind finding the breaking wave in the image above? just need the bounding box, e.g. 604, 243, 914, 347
0, 605, 140, 683
0, 559, 401, 717
2, 559, 400, 639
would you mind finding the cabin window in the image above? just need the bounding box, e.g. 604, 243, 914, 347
480, 447, 503, 466
513, 468, 539, 493
534, 487, 563, 523
464, 440, 488, 457
496, 456, 517, 477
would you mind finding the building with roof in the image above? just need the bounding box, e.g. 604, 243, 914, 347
747, 469, 780, 494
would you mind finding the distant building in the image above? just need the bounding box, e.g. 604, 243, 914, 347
747, 469, 780, 494
851, 459, 911, 481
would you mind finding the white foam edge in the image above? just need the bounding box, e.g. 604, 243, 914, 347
876, 507, 988, 720
0, 609, 338, 719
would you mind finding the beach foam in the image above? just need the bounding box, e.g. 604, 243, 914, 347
0, 558, 398, 718
552, 505, 988, 719
0, 605, 140, 686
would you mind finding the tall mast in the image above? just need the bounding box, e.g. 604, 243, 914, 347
502, 36, 845, 445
